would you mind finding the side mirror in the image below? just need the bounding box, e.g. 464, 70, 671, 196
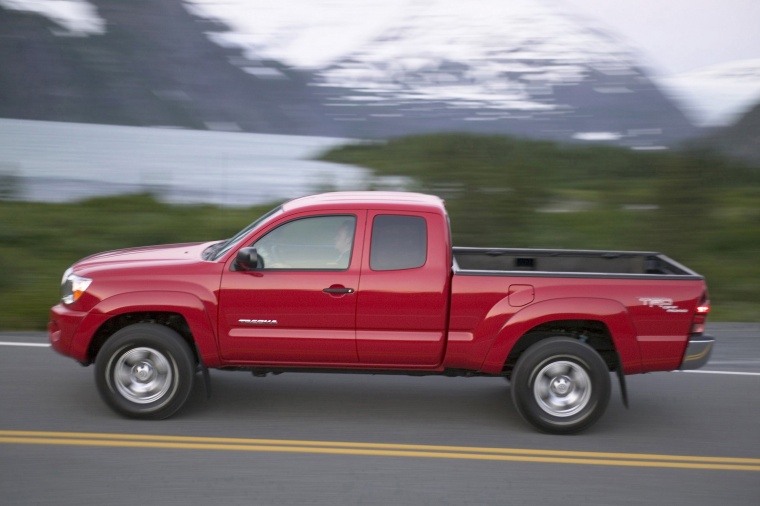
235, 247, 259, 271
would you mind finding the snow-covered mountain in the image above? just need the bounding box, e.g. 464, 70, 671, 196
183, 0, 411, 69
319, 2, 642, 111
0, 0, 104, 35
188, 0, 638, 111
657, 59, 760, 127
0, 0, 699, 146
182, 0, 696, 146
186, 0, 641, 112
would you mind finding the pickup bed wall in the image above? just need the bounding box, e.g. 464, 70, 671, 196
453, 248, 699, 276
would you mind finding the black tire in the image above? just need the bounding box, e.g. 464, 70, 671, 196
510, 337, 611, 434
95, 323, 195, 420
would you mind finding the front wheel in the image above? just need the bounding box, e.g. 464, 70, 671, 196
510, 337, 611, 434
95, 323, 195, 420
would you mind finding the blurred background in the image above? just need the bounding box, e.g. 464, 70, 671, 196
1, 0, 759, 327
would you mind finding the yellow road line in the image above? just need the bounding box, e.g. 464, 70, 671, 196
1, 430, 758, 472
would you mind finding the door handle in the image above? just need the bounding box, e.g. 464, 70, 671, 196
323, 287, 355, 294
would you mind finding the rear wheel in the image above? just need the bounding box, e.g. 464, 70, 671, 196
510, 337, 610, 434
95, 323, 195, 419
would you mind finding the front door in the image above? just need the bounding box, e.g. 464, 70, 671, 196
218, 213, 364, 364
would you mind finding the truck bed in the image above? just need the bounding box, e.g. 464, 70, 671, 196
452, 247, 702, 278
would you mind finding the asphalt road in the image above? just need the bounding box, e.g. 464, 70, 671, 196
1, 323, 758, 506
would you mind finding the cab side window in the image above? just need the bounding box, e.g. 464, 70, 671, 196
370, 215, 427, 271
253, 215, 356, 270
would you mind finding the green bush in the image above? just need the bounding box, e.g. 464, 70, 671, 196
2, 134, 758, 329
323, 134, 760, 321
0, 195, 269, 329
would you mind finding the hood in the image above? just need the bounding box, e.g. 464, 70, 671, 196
74, 242, 215, 272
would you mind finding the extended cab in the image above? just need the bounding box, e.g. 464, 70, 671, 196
49, 192, 714, 433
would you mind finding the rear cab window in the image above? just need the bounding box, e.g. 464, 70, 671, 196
370, 215, 428, 271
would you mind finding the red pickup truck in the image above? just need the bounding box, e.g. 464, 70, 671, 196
49, 192, 714, 433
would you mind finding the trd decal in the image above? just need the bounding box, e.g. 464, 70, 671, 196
638, 297, 688, 313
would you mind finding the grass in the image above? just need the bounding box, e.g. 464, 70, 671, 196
0, 195, 271, 329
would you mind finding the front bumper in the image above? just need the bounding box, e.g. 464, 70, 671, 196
48, 303, 91, 363
679, 335, 715, 370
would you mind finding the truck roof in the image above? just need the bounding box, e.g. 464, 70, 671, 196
282, 191, 446, 214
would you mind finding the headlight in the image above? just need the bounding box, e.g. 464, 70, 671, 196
61, 268, 92, 305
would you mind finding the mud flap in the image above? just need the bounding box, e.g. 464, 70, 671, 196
615, 352, 629, 409
195, 344, 212, 399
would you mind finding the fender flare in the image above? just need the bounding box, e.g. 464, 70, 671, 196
70, 291, 222, 367
478, 297, 643, 375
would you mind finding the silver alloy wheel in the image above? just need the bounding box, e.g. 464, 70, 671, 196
113, 347, 174, 404
533, 360, 592, 417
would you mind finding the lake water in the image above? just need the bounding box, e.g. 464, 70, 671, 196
0, 119, 378, 206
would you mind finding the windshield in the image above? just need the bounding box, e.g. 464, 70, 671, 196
204, 205, 283, 261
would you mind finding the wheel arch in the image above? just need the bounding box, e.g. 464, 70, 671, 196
479, 297, 643, 375
74, 291, 221, 367
88, 311, 196, 365
500, 319, 618, 379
